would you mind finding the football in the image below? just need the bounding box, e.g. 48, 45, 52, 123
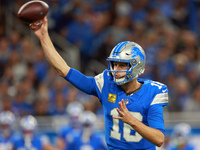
17, 0, 49, 24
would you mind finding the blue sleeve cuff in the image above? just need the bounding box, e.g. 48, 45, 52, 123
64, 68, 73, 80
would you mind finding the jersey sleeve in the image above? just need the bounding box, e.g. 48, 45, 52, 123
147, 104, 165, 133
94, 72, 104, 93
150, 83, 168, 106
147, 82, 169, 133
64, 68, 100, 97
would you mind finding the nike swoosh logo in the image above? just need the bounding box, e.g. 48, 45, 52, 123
162, 89, 167, 93
126, 53, 131, 55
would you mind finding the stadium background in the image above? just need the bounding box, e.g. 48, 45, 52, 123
0, 0, 200, 149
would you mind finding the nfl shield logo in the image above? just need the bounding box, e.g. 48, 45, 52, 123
124, 99, 129, 105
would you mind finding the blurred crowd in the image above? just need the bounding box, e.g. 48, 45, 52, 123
1, 0, 200, 149
0, 0, 200, 120
0, 110, 107, 149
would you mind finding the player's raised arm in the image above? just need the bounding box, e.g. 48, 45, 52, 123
30, 17, 70, 78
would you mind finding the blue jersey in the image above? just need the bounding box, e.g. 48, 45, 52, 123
0, 134, 18, 150
58, 125, 81, 150
13, 134, 49, 150
167, 143, 195, 150
65, 69, 168, 150
71, 132, 107, 150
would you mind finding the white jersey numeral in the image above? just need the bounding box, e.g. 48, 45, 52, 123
110, 108, 143, 142
151, 81, 163, 89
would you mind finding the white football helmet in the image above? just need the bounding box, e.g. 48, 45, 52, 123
20, 115, 37, 131
107, 41, 145, 85
79, 111, 96, 128
0, 111, 15, 125
66, 101, 84, 126
171, 123, 191, 145
66, 101, 84, 117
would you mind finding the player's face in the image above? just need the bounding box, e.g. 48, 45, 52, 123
112, 62, 128, 78
1, 124, 11, 137
23, 130, 34, 139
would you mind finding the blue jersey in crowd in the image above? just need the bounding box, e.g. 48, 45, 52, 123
65, 69, 168, 150
13, 134, 49, 150
71, 132, 107, 150
58, 125, 81, 150
167, 143, 195, 150
0, 134, 18, 150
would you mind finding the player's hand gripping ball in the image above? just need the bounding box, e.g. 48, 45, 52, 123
17, 0, 49, 24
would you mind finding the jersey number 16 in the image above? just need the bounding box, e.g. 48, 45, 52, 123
110, 108, 143, 142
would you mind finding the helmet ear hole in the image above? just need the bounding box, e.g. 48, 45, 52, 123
130, 60, 137, 66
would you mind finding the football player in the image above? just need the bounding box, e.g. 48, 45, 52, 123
57, 101, 84, 150
12, 115, 55, 150
30, 17, 168, 150
70, 110, 107, 150
0, 111, 16, 150
166, 123, 195, 150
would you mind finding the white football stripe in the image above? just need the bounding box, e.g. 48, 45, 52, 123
150, 93, 168, 105
94, 72, 104, 93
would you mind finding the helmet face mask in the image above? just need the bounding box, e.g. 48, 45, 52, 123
107, 41, 145, 85
108, 61, 136, 84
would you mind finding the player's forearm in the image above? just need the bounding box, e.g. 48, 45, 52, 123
40, 34, 70, 77
130, 119, 164, 147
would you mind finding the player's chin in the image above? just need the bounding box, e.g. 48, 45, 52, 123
115, 76, 123, 79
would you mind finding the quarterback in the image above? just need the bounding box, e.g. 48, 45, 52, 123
30, 17, 168, 150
